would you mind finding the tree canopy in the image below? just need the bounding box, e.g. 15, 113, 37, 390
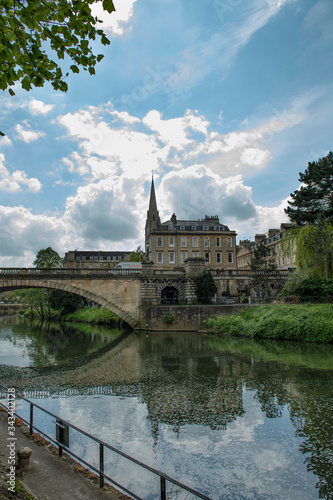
285, 151, 333, 225
195, 270, 217, 304
0, 0, 114, 97
33, 247, 63, 268
282, 222, 333, 283
250, 245, 277, 297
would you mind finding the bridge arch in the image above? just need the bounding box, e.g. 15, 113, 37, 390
0, 279, 138, 329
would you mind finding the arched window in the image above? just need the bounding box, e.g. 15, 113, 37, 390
161, 286, 178, 305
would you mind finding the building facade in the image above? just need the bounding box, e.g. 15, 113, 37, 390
63, 250, 131, 269
237, 224, 297, 271
145, 178, 237, 270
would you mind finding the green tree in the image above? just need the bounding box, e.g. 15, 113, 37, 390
33, 247, 63, 268
284, 152, 333, 225
195, 270, 217, 304
48, 289, 86, 313
250, 245, 277, 298
127, 246, 145, 262
0, 0, 114, 97
12, 288, 49, 317
282, 222, 333, 283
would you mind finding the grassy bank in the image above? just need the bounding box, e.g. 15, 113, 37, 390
203, 304, 333, 343
23, 307, 124, 326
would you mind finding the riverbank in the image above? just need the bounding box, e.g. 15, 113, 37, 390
203, 303, 333, 343
22, 306, 124, 326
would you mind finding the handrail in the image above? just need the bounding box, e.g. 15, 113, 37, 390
0, 388, 213, 500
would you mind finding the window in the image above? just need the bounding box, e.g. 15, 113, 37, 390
181, 236, 187, 247
157, 236, 163, 247
204, 237, 210, 247
205, 252, 210, 263
169, 252, 175, 264
216, 253, 222, 263
181, 252, 187, 263
216, 237, 221, 247
227, 237, 232, 247
169, 236, 174, 247
107, 256, 112, 261
157, 252, 163, 264
180, 225, 185, 230
227, 252, 233, 263
168, 225, 173, 230
191, 225, 197, 230
192, 236, 198, 247
214, 226, 220, 231
193, 252, 199, 258
203, 226, 209, 231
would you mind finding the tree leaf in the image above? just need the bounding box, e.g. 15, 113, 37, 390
103, 0, 116, 14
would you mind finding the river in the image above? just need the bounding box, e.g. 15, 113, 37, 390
0, 315, 333, 500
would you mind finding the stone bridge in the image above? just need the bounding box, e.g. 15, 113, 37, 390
0, 261, 289, 330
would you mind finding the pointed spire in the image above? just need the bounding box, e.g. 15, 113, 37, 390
148, 175, 158, 214
146, 175, 161, 239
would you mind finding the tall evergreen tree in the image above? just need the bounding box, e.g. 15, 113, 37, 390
285, 151, 333, 225
250, 245, 277, 298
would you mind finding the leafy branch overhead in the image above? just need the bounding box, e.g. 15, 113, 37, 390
0, 0, 115, 95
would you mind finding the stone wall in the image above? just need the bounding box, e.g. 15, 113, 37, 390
139, 304, 250, 331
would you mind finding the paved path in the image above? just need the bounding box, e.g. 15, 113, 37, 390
0, 409, 130, 500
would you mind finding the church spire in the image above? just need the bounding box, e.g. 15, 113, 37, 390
148, 175, 158, 216
145, 176, 161, 258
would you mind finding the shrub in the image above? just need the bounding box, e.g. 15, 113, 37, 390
203, 304, 333, 343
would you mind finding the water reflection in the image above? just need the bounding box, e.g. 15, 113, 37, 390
0, 315, 126, 367
1, 319, 333, 499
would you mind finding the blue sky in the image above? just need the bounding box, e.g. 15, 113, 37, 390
0, 0, 332, 266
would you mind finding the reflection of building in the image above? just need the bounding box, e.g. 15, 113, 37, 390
237, 224, 297, 271
63, 250, 131, 269
145, 178, 237, 270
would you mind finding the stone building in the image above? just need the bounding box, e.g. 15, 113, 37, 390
63, 250, 131, 269
145, 178, 237, 270
237, 223, 297, 271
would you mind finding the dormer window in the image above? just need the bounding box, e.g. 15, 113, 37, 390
180, 225, 185, 230
203, 226, 209, 231
191, 226, 197, 230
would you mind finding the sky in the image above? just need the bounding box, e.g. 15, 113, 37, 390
0, 0, 332, 267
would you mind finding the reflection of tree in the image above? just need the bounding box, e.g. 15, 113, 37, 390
289, 371, 333, 499
8, 318, 124, 367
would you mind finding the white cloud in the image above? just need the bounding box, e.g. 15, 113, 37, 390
15, 123, 45, 143
0, 154, 42, 193
28, 99, 55, 116
91, 0, 137, 36
0, 135, 12, 147
110, 110, 141, 124
0, 205, 67, 265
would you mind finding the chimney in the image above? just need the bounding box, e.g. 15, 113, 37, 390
255, 234, 266, 245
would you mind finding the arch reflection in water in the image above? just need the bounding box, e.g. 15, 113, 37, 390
1, 320, 333, 499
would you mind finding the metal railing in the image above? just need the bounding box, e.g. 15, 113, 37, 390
0, 390, 213, 500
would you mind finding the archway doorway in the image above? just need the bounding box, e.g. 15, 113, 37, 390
161, 286, 178, 305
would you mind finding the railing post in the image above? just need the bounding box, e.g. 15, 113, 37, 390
99, 443, 104, 488
160, 476, 166, 500
29, 403, 34, 436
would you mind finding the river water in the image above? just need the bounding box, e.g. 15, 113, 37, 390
0, 315, 333, 500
